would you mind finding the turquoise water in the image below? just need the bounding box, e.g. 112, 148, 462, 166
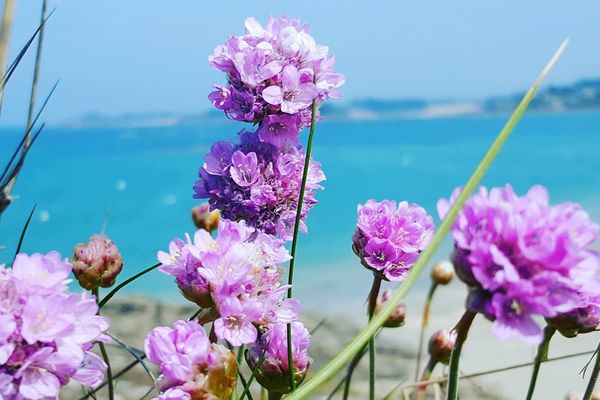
1, 112, 600, 307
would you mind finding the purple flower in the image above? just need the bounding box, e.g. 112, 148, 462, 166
0, 252, 109, 399
439, 184, 600, 344
144, 320, 237, 399
229, 151, 261, 187
262, 65, 318, 114
353, 199, 435, 281
246, 322, 311, 394
207, 15, 344, 133
194, 130, 325, 241
257, 114, 300, 148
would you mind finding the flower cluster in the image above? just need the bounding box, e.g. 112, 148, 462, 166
352, 199, 435, 281
0, 252, 109, 399
246, 322, 311, 395
208, 15, 344, 131
439, 185, 600, 344
193, 130, 325, 241
145, 320, 237, 400
158, 220, 300, 346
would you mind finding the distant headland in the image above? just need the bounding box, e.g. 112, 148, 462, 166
65, 77, 600, 128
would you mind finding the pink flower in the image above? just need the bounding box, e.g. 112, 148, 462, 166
213, 298, 263, 346
262, 65, 318, 114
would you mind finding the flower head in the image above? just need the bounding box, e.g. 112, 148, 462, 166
246, 322, 311, 394
353, 199, 435, 281
72, 234, 124, 290
374, 289, 406, 328
158, 220, 299, 346
0, 252, 109, 399
208, 15, 344, 137
439, 184, 600, 344
145, 320, 237, 399
194, 129, 325, 241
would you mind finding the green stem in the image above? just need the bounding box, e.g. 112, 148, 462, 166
92, 288, 114, 400
583, 341, 600, 400
98, 262, 161, 308
284, 40, 568, 400
267, 392, 283, 400
418, 358, 438, 400
446, 310, 476, 400
368, 276, 382, 400
341, 347, 367, 400
415, 282, 439, 382
286, 97, 318, 392
525, 325, 556, 400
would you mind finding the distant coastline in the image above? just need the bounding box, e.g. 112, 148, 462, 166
64, 77, 600, 129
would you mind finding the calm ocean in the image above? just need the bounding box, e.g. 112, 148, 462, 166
1, 112, 600, 309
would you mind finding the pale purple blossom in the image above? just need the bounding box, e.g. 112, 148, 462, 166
207, 15, 344, 139
145, 320, 237, 399
0, 252, 109, 399
439, 184, 600, 344
158, 220, 300, 346
353, 199, 435, 281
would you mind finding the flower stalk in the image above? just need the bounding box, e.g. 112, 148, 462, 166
583, 341, 600, 400
286, 97, 318, 392
284, 39, 568, 400
417, 358, 438, 400
446, 310, 476, 400
92, 288, 114, 400
415, 281, 439, 381
525, 325, 556, 400
368, 276, 382, 400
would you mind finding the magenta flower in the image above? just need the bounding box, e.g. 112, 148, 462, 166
247, 322, 311, 394
439, 184, 600, 344
144, 320, 237, 399
0, 252, 109, 399
353, 199, 435, 281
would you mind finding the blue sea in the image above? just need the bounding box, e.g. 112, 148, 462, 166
1, 112, 600, 310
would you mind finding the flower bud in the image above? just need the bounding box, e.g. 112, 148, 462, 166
192, 204, 220, 232
374, 289, 406, 328
546, 305, 600, 338
428, 329, 456, 365
246, 322, 311, 395
202, 343, 238, 399
431, 260, 454, 285
72, 234, 124, 290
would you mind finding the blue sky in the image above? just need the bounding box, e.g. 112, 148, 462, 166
1, 0, 599, 126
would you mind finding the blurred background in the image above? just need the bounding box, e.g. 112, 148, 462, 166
1, 2, 600, 398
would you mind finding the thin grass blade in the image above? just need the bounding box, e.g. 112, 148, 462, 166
284, 39, 569, 399
14, 204, 36, 257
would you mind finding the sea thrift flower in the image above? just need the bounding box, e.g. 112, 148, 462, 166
72, 234, 124, 290
246, 322, 311, 395
208, 15, 344, 133
374, 289, 406, 328
0, 252, 109, 399
428, 329, 457, 365
158, 220, 300, 346
191, 203, 221, 232
438, 184, 600, 344
145, 320, 237, 399
352, 199, 435, 281
194, 130, 325, 240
